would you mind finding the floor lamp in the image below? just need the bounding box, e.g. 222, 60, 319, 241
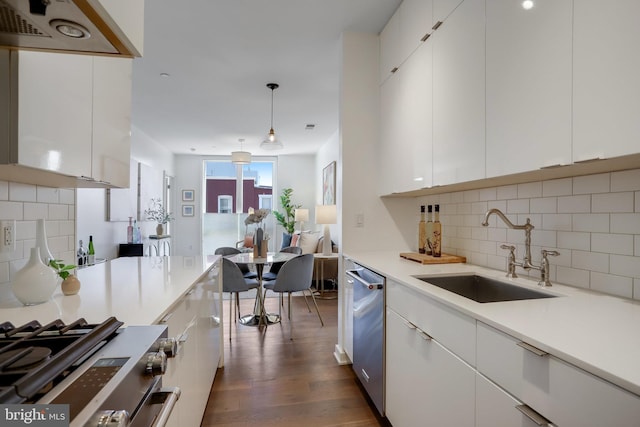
315, 205, 337, 255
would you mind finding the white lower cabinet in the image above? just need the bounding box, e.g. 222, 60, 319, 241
159, 262, 221, 427
476, 373, 545, 427
477, 321, 640, 427
386, 307, 475, 427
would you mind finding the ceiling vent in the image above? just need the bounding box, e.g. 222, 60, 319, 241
305, 124, 315, 130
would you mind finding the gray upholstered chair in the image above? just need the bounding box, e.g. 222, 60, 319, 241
221, 257, 259, 339
262, 246, 302, 281
215, 246, 257, 279
262, 253, 323, 339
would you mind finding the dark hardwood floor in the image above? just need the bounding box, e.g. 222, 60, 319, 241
201, 294, 389, 427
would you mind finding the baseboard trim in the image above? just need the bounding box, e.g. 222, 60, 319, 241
333, 344, 351, 365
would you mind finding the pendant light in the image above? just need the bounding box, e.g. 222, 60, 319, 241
231, 138, 251, 164
260, 83, 284, 150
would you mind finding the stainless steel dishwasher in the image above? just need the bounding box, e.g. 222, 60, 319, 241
346, 261, 385, 416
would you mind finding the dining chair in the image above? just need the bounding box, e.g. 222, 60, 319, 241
262, 254, 323, 339
262, 246, 302, 281
221, 258, 260, 339
214, 246, 257, 279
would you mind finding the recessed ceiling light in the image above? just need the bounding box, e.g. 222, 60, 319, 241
190, 148, 196, 152
522, 0, 534, 10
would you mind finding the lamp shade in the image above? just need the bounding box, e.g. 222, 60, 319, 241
294, 208, 309, 222
231, 150, 251, 164
315, 205, 337, 224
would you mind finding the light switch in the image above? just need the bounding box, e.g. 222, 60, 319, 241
356, 213, 364, 228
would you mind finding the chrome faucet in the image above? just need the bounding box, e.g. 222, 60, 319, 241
482, 208, 560, 286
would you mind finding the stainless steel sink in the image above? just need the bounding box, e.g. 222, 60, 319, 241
414, 274, 556, 303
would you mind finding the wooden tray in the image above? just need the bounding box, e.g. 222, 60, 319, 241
399, 252, 466, 264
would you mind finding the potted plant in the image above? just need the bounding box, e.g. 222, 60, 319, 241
144, 198, 174, 236
49, 259, 80, 295
273, 188, 301, 247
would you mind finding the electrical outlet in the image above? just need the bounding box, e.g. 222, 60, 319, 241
0, 220, 15, 253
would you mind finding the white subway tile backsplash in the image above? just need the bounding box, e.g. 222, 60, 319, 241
457, 203, 472, 215
634, 279, 640, 301
542, 178, 572, 197
49, 204, 69, 220
507, 199, 529, 214
36, 187, 59, 203
591, 233, 634, 256
557, 231, 590, 250
573, 173, 610, 195
0, 181, 8, 200
9, 182, 37, 202
542, 214, 572, 231
611, 169, 640, 192
487, 200, 507, 212
497, 185, 518, 200
610, 255, 640, 278
471, 201, 488, 214
572, 250, 609, 273
636, 236, 640, 256
463, 190, 479, 203
457, 227, 472, 239
590, 272, 633, 299
637, 192, 640, 212
59, 189, 75, 205
478, 240, 497, 255
530, 230, 557, 248
518, 182, 542, 199
470, 252, 487, 266
592, 192, 634, 213
451, 192, 464, 203
558, 195, 590, 213
572, 213, 609, 233
471, 227, 488, 241
0, 201, 24, 220
23, 203, 48, 221
556, 266, 590, 289
531, 197, 557, 213
610, 213, 640, 234
487, 227, 507, 242
479, 188, 497, 201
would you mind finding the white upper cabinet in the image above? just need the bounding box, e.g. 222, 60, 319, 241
15, 51, 94, 179
433, 0, 464, 25
380, 0, 433, 84
485, 0, 572, 177
573, 0, 640, 162
432, 0, 485, 186
92, 57, 132, 187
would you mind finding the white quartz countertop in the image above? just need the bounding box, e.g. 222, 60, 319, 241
345, 251, 640, 397
0, 256, 218, 327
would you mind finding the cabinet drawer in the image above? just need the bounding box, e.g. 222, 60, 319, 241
387, 279, 476, 364
477, 322, 640, 427
476, 373, 545, 427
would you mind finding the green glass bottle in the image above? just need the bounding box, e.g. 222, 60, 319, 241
88, 235, 95, 265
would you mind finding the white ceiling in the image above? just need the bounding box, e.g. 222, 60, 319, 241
131, 0, 400, 157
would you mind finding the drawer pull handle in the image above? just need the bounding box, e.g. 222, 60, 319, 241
391, 67, 399, 73
432, 21, 443, 30
159, 312, 173, 324
420, 32, 431, 42
402, 319, 417, 329
517, 341, 548, 357
515, 404, 551, 426
416, 329, 432, 341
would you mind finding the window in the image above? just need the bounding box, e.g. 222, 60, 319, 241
218, 195, 232, 213
259, 194, 272, 210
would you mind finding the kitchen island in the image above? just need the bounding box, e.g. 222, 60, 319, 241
0, 255, 222, 427
346, 251, 640, 427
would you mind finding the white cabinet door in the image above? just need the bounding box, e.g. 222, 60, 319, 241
432, 0, 485, 186
379, 40, 433, 195
399, 0, 433, 62
386, 308, 475, 427
573, 0, 640, 162
95, 0, 145, 56
433, 0, 464, 25
486, 0, 572, 177
92, 56, 132, 187
476, 373, 542, 427
16, 51, 93, 178
379, 8, 401, 84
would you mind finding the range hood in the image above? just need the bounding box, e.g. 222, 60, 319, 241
0, 0, 142, 57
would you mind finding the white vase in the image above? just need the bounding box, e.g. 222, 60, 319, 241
36, 219, 54, 265
11, 247, 60, 305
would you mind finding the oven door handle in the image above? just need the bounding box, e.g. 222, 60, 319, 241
151, 387, 181, 427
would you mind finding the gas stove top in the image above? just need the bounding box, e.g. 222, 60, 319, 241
0, 318, 179, 426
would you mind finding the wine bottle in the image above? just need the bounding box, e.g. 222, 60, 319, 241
87, 235, 95, 265
418, 205, 426, 254
432, 205, 442, 257
127, 217, 134, 244
77, 240, 86, 266
426, 205, 434, 256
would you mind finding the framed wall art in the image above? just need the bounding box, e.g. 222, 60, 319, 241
322, 161, 336, 205
182, 205, 194, 216
182, 189, 195, 201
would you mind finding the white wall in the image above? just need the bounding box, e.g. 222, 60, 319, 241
316, 131, 340, 248
76, 126, 174, 260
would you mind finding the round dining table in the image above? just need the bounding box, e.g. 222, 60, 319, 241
225, 251, 297, 326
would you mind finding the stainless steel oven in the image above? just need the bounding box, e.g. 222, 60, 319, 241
346, 263, 385, 416
0, 317, 180, 427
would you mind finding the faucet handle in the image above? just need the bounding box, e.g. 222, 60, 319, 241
500, 244, 516, 253
541, 249, 560, 258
